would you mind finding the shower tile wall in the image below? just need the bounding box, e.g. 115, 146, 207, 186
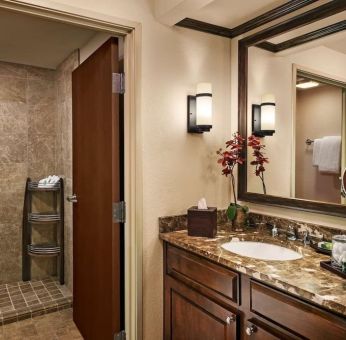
0, 54, 77, 285
56, 51, 79, 292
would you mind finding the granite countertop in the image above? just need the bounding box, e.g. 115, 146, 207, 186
160, 228, 346, 317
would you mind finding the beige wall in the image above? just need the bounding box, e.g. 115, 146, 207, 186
295, 85, 342, 203
247, 46, 292, 196
247, 45, 346, 196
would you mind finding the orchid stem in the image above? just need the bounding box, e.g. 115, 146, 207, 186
230, 172, 237, 206
260, 172, 267, 195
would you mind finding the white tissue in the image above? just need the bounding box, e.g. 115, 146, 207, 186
197, 198, 208, 210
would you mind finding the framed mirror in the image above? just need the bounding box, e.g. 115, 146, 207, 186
342, 168, 346, 198
238, 1, 346, 217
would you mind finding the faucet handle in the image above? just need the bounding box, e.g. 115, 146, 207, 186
287, 225, 297, 241
271, 224, 278, 237
303, 230, 310, 245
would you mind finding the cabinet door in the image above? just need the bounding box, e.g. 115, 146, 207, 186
165, 276, 237, 340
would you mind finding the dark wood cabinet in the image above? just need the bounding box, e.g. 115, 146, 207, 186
165, 276, 237, 340
163, 242, 346, 340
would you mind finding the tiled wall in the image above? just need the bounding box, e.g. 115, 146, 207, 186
56, 51, 79, 292
0, 53, 77, 286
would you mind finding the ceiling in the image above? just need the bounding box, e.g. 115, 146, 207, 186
323, 31, 346, 55
268, 12, 346, 44
0, 8, 98, 69
188, 0, 286, 27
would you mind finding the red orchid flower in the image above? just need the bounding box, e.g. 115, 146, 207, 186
216, 132, 245, 205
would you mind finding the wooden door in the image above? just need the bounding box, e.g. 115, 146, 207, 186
165, 276, 237, 340
72, 38, 123, 340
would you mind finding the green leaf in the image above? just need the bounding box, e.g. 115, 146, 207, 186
242, 205, 249, 213
227, 204, 237, 221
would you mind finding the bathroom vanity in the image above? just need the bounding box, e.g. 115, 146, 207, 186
161, 230, 346, 339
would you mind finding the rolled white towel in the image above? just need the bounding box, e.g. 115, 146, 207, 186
38, 175, 60, 187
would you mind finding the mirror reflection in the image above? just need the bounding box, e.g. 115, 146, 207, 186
342, 168, 346, 199
247, 29, 346, 205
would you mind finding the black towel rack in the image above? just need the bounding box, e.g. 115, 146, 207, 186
22, 177, 64, 284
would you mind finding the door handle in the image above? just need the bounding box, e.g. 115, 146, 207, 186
67, 194, 78, 203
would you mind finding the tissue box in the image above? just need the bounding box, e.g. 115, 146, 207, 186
187, 206, 217, 238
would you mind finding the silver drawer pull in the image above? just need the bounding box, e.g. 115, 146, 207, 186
246, 325, 256, 336
226, 315, 235, 324
67, 194, 78, 203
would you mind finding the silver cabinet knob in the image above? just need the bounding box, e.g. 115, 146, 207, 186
226, 315, 235, 324
246, 325, 256, 336
67, 194, 78, 203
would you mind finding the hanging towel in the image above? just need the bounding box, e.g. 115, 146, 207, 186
318, 136, 341, 174
312, 138, 323, 167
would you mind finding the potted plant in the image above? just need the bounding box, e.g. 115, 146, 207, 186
217, 132, 248, 229
248, 135, 269, 195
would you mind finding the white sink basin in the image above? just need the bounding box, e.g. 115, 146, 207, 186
221, 241, 303, 261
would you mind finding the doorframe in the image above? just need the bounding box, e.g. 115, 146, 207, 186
0, 1, 143, 339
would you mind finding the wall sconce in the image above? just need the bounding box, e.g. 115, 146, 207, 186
252, 94, 276, 137
187, 82, 212, 133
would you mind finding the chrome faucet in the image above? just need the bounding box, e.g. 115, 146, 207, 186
287, 225, 297, 241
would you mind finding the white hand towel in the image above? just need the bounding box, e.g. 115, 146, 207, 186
312, 138, 322, 167
318, 136, 341, 174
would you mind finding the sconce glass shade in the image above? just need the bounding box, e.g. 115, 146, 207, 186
196, 82, 212, 126
260, 94, 275, 131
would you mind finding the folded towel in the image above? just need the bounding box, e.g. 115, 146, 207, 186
318, 136, 341, 174
312, 138, 323, 167
38, 175, 60, 187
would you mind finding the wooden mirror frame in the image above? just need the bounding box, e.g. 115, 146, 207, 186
342, 168, 346, 198
238, 1, 346, 217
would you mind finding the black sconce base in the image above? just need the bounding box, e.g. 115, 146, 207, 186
252, 104, 275, 137
187, 95, 212, 133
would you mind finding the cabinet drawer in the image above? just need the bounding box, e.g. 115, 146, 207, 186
245, 318, 301, 340
250, 280, 346, 340
166, 244, 239, 303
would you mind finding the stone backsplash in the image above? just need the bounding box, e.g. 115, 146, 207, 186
159, 209, 345, 241
159, 209, 228, 233
248, 212, 346, 241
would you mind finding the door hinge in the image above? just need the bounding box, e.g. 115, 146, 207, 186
112, 72, 125, 94
113, 201, 126, 223
114, 330, 126, 340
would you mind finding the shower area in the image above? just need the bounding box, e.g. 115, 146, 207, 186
0, 52, 77, 323
0, 7, 113, 325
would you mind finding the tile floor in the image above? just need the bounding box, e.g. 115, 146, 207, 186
0, 308, 82, 339
0, 278, 72, 325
